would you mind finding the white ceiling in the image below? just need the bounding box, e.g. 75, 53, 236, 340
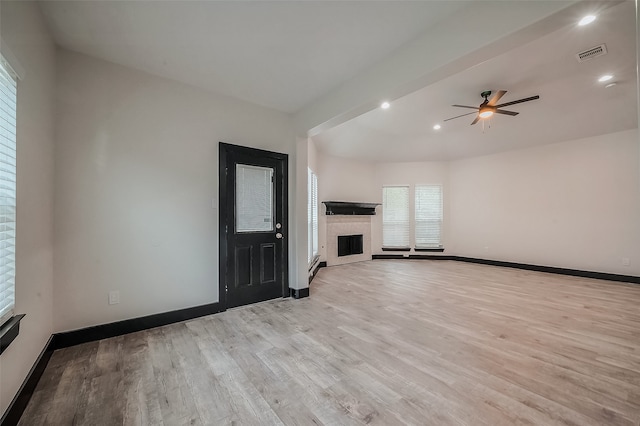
38, 0, 468, 113
37, 0, 637, 163
312, 1, 637, 162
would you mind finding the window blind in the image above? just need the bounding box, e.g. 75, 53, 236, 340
308, 169, 318, 263
382, 186, 410, 248
415, 185, 443, 248
235, 164, 274, 232
0, 55, 17, 325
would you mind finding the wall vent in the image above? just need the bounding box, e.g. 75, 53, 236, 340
575, 44, 607, 62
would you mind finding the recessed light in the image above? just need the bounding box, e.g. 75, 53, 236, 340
605, 82, 617, 89
598, 74, 613, 82
433, 124, 441, 130
578, 15, 596, 26
380, 101, 390, 109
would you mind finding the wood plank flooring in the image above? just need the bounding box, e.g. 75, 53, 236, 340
19, 260, 640, 425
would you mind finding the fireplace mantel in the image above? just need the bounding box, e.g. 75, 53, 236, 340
322, 201, 380, 216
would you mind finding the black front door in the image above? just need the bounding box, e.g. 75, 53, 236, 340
219, 142, 288, 309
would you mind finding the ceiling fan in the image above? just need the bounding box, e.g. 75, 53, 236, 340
444, 90, 540, 125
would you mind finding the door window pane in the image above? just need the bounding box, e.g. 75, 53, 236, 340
236, 164, 274, 232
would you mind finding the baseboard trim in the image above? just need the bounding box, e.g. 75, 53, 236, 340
408, 255, 457, 260
290, 287, 310, 299
455, 257, 640, 284
374, 254, 640, 284
309, 261, 327, 284
52, 302, 223, 350
372, 254, 406, 259
1, 335, 55, 426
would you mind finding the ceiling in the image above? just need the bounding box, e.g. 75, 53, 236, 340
312, 1, 638, 162
37, 1, 637, 163
38, 0, 468, 113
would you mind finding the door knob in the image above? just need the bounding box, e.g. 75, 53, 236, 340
276, 233, 283, 239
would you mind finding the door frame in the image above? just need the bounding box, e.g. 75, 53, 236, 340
218, 142, 288, 310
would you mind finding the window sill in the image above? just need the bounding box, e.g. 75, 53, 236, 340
0, 314, 25, 355
414, 247, 445, 252
381, 247, 411, 252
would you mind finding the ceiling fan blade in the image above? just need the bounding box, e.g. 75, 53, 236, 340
452, 104, 479, 110
470, 116, 480, 125
494, 109, 519, 116
487, 90, 507, 106
443, 111, 477, 122
495, 95, 540, 109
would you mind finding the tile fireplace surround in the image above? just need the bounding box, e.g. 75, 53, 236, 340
326, 216, 372, 266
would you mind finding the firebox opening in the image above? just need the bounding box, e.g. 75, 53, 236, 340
338, 234, 364, 257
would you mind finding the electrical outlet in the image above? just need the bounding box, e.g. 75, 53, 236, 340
108, 290, 120, 305
622, 257, 630, 266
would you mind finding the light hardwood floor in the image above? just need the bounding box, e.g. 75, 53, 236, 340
19, 260, 640, 425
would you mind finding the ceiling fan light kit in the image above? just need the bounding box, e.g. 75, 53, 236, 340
444, 90, 540, 126
478, 107, 495, 118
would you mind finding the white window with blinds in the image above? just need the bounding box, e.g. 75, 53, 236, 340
235, 164, 274, 232
308, 168, 318, 264
0, 55, 17, 326
382, 186, 410, 248
415, 185, 443, 248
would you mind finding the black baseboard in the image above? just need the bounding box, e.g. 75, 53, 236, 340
374, 254, 640, 284
52, 302, 223, 350
290, 287, 310, 299
372, 254, 406, 259
408, 255, 456, 260
309, 261, 327, 284
455, 256, 640, 284
1, 335, 55, 426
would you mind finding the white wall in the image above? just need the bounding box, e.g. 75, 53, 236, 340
315, 151, 377, 261
0, 1, 56, 415
293, 136, 309, 290
54, 50, 296, 332
313, 153, 450, 259
308, 138, 319, 174
449, 129, 640, 276
313, 129, 640, 276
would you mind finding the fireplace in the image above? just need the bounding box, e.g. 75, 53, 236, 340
325, 216, 372, 266
338, 234, 363, 257
323, 201, 378, 267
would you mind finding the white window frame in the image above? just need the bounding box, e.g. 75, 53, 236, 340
382, 185, 410, 249
415, 185, 443, 249
0, 53, 18, 327
308, 168, 318, 265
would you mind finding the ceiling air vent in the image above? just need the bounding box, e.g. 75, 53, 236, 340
575, 44, 607, 62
